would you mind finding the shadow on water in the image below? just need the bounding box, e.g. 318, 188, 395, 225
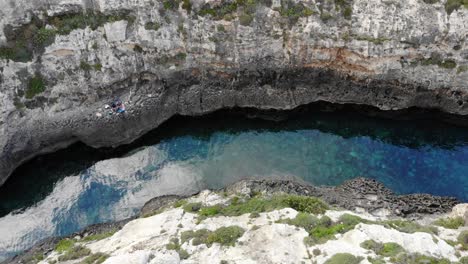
2, 102, 468, 218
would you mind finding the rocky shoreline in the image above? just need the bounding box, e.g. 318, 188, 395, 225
3, 177, 465, 264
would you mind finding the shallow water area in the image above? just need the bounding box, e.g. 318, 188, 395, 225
1, 110, 468, 260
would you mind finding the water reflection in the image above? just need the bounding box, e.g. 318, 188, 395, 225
1, 109, 468, 260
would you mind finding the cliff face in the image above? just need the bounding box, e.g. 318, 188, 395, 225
1, 0, 468, 185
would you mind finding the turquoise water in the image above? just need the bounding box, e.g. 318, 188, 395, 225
1, 111, 468, 260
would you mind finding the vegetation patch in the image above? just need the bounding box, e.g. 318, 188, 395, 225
380, 219, 438, 235
145, 22, 161, 31
432, 216, 464, 229
25, 74, 46, 99
390, 252, 451, 264
79, 252, 109, 264
174, 199, 188, 208
460, 256, 468, 264
367, 256, 386, 264
183, 202, 203, 212
418, 55, 457, 69
276, 0, 315, 24
55, 238, 76, 253
457, 65, 468, 74
458, 230, 468, 250
82, 229, 117, 242
360, 240, 404, 257
181, 226, 245, 247
307, 214, 366, 245
80, 61, 103, 72
58, 246, 91, 261
445, 0, 468, 15
334, 0, 353, 20
188, 194, 328, 222
166, 238, 190, 259
324, 253, 363, 264
0, 10, 135, 62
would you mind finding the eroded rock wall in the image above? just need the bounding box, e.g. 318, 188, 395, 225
1, 0, 468, 185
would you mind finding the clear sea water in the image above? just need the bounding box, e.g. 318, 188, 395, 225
0, 110, 468, 260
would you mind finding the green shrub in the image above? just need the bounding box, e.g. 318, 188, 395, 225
460, 256, 468, 264
459, 230, 468, 250
80, 61, 92, 71
55, 239, 75, 253
367, 256, 386, 264
206, 226, 245, 246
82, 229, 116, 242
278, 212, 319, 230
217, 24, 225, 32
145, 22, 160, 31
181, 226, 244, 247
25, 75, 46, 99
361, 239, 382, 252
178, 249, 190, 259
79, 252, 109, 264
306, 214, 366, 245
166, 238, 190, 259
380, 242, 404, 257
195, 195, 328, 223
433, 216, 464, 229
174, 199, 187, 208
324, 253, 363, 264
334, 0, 353, 20
439, 59, 457, 69
457, 65, 468, 74
58, 246, 91, 261
163, 0, 178, 10
181, 229, 211, 245
93, 63, 102, 71
381, 220, 438, 235
239, 13, 253, 26
183, 202, 202, 212
34, 28, 56, 46
175, 52, 187, 60
182, 0, 192, 13
199, 205, 222, 217
281, 195, 329, 214
390, 252, 451, 264
445, 0, 468, 14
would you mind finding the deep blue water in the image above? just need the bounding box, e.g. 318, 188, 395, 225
0, 110, 468, 260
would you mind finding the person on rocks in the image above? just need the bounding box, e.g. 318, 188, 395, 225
111, 98, 126, 114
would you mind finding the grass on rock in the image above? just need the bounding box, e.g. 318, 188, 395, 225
58, 246, 91, 261
360, 240, 404, 257
184, 194, 328, 221
25, 75, 46, 99
324, 253, 363, 264
55, 238, 76, 253
82, 229, 117, 242
432, 216, 464, 229
459, 230, 468, 250
79, 252, 109, 264
181, 226, 245, 247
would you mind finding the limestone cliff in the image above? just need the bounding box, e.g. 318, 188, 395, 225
1, 0, 468, 185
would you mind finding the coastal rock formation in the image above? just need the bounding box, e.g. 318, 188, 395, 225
4, 178, 464, 264
1, 0, 468, 185
4, 180, 467, 264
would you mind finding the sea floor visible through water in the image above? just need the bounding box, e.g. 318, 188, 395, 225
1, 107, 468, 260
